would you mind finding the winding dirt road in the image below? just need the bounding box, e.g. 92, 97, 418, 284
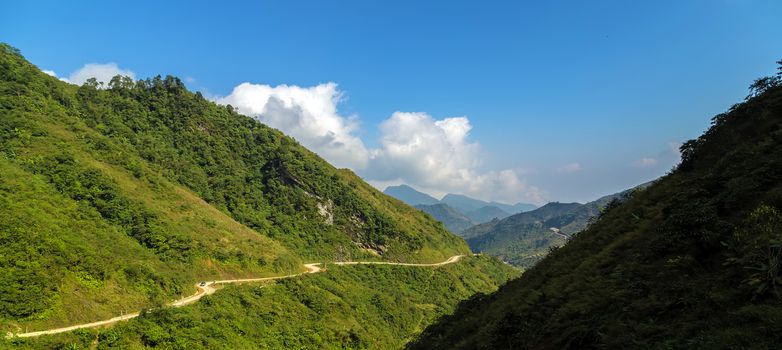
9, 256, 465, 338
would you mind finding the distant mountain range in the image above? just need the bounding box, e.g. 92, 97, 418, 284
384, 185, 537, 233
414, 204, 477, 234
383, 184, 440, 206
462, 182, 651, 268
441, 193, 537, 214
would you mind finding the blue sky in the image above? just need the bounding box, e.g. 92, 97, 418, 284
3, 0, 781, 204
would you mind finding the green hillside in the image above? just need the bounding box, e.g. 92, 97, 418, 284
0, 43, 504, 341
465, 185, 647, 268
408, 61, 782, 349
11, 256, 518, 349
461, 202, 578, 267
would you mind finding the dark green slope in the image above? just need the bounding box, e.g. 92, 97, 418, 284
409, 64, 782, 349
0, 43, 475, 334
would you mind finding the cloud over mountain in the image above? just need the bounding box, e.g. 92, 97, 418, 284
215, 83, 546, 204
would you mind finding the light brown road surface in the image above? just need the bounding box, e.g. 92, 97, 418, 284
8, 256, 463, 338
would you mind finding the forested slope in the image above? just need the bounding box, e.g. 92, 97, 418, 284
409, 62, 782, 349
0, 43, 479, 337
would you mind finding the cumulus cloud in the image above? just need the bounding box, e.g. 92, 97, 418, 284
215, 82, 370, 169
368, 112, 546, 204
557, 162, 582, 173
42, 69, 57, 77
62, 63, 135, 86
213, 82, 546, 204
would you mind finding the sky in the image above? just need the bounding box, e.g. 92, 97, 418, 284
3, 0, 781, 205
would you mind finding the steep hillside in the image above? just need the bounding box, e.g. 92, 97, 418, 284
415, 203, 477, 234
409, 63, 782, 349
383, 185, 440, 206
0, 44, 473, 334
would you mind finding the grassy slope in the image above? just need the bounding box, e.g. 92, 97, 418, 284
9, 256, 519, 349
0, 43, 476, 337
409, 69, 782, 349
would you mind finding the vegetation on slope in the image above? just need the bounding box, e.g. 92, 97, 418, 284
0, 42, 472, 334
8, 256, 518, 349
465, 185, 646, 268
409, 61, 782, 349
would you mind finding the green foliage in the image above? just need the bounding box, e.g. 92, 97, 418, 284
9, 256, 518, 349
727, 205, 782, 298
462, 186, 644, 268
0, 42, 481, 346
409, 61, 782, 349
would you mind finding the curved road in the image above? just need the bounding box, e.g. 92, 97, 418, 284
9, 255, 465, 338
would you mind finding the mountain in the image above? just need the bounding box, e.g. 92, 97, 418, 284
490, 201, 538, 214
464, 205, 512, 223
415, 203, 477, 234
461, 202, 580, 267
383, 186, 534, 230
383, 184, 440, 206
0, 44, 518, 348
441, 194, 492, 212
463, 185, 645, 268
409, 62, 782, 349
441, 193, 536, 215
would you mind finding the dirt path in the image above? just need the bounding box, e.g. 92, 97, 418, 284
8, 256, 464, 338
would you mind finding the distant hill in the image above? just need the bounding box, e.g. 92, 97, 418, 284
441, 194, 493, 212
462, 185, 648, 268
409, 61, 782, 350
384, 186, 536, 230
441, 193, 535, 214
489, 201, 538, 214
383, 184, 440, 206
464, 205, 512, 223
415, 203, 477, 234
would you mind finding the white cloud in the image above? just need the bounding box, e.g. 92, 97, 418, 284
557, 162, 582, 173
632, 157, 658, 167
215, 82, 370, 169
63, 63, 135, 86
212, 82, 546, 204
42, 70, 57, 77
367, 112, 546, 204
